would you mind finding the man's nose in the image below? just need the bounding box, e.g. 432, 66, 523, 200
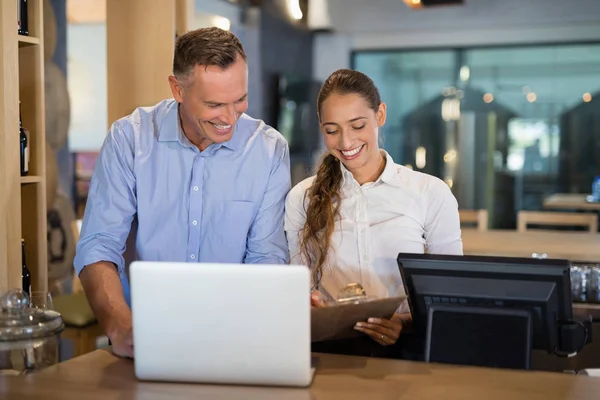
221, 105, 237, 124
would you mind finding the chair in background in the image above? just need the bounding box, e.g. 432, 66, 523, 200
459, 209, 488, 232
53, 220, 104, 358
517, 211, 598, 233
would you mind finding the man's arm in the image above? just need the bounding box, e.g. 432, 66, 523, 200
79, 261, 133, 355
73, 121, 137, 357
284, 181, 308, 266
244, 138, 291, 264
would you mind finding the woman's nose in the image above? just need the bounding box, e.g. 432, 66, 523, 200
339, 130, 355, 150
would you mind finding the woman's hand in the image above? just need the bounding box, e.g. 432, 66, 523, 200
354, 313, 404, 346
310, 290, 326, 308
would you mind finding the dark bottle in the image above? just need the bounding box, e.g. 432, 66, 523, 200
18, 0, 29, 36
20, 109, 29, 176
22, 239, 31, 295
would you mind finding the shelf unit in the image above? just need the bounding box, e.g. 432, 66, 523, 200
0, 0, 47, 294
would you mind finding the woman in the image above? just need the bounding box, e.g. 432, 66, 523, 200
284, 69, 463, 358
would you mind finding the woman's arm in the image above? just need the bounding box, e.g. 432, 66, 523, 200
424, 178, 464, 255
284, 178, 330, 307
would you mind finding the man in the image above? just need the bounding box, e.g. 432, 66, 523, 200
74, 28, 291, 358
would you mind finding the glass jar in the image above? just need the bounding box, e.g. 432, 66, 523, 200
570, 263, 600, 303
588, 265, 600, 303
0, 289, 64, 375
337, 283, 370, 304
570, 264, 589, 302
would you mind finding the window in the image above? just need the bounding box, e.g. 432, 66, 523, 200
353, 44, 600, 228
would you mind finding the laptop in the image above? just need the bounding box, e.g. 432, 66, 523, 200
129, 261, 314, 387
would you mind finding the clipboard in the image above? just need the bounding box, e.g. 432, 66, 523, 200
311, 296, 406, 342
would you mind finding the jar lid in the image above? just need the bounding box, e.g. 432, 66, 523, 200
0, 290, 64, 341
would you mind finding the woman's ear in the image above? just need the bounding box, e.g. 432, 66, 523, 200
376, 102, 387, 127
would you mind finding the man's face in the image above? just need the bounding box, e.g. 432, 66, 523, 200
169, 56, 248, 151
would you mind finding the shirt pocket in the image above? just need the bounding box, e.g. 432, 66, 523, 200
212, 200, 257, 259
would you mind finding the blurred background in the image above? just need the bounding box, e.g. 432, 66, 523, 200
49, 0, 600, 231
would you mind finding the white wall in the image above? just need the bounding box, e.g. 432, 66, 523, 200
313, 0, 600, 89
312, 33, 352, 82
67, 23, 108, 152
352, 24, 600, 50
194, 0, 241, 27
327, 0, 600, 48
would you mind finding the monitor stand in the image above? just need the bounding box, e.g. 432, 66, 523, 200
424, 304, 533, 370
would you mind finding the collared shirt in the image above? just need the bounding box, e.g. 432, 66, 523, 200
284, 151, 462, 311
74, 99, 291, 305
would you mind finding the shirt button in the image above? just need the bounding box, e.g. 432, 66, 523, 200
193, 186, 199, 191
192, 220, 198, 226
190, 254, 196, 260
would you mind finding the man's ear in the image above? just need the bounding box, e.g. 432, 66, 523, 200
168, 75, 184, 102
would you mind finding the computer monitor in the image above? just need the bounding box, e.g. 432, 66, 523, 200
397, 253, 587, 369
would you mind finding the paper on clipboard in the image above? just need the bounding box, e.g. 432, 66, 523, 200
311, 296, 406, 342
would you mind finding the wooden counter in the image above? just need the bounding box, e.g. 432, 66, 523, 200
3, 349, 600, 399
462, 229, 600, 263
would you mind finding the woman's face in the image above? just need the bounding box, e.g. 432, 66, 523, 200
319, 92, 386, 174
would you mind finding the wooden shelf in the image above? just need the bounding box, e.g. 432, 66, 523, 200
21, 175, 43, 184
0, 0, 47, 294
18, 35, 40, 47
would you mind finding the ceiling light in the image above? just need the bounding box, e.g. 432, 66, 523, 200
288, 0, 303, 20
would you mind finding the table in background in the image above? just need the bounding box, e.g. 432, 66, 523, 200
2, 349, 600, 399
461, 229, 600, 263
544, 194, 600, 211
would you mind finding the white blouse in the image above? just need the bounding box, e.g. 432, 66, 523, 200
284, 151, 463, 312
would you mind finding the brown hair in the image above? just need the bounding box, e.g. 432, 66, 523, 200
300, 69, 382, 286
173, 27, 246, 82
